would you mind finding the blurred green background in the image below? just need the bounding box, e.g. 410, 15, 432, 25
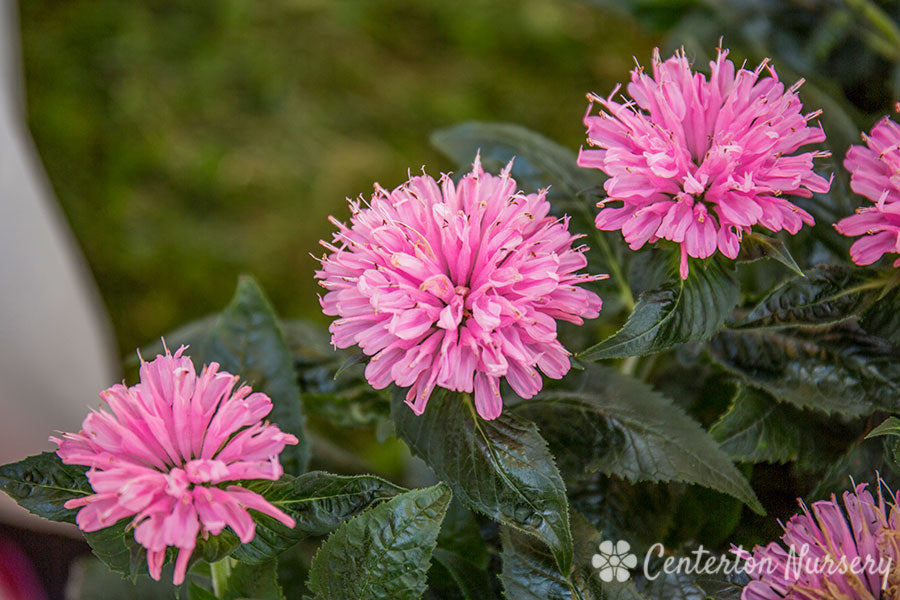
19, 0, 900, 356
19, 0, 653, 355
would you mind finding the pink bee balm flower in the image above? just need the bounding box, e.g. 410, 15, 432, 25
835, 111, 900, 266
52, 347, 298, 585
314, 157, 605, 420
735, 480, 900, 600
578, 47, 832, 279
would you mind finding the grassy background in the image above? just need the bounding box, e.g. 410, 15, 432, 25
19, 0, 655, 355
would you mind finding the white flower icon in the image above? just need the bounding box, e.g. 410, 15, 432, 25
591, 539, 637, 582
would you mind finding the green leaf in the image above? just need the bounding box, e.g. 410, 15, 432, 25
568, 478, 677, 555
223, 560, 285, 600
641, 572, 711, 600
512, 365, 763, 514
709, 325, 900, 416
194, 276, 310, 474
867, 416, 900, 440
429, 548, 496, 600
500, 528, 575, 600
426, 499, 494, 599
84, 517, 239, 581
281, 320, 392, 432
693, 573, 748, 600
436, 498, 489, 570
500, 513, 642, 600
732, 265, 886, 329
392, 390, 574, 573
710, 386, 850, 465
231, 471, 405, 564
430, 121, 604, 200
578, 258, 739, 361
0, 452, 91, 524
132, 314, 218, 367
735, 232, 804, 277
861, 284, 900, 345
667, 485, 743, 549
627, 248, 673, 298
806, 436, 900, 501
82, 519, 151, 581
307, 484, 452, 600
187, 582, 218, 600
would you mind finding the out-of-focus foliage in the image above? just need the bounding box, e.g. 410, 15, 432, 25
19, 0, 654, 355
589, 0, 900, 120
13, 1, 900, 598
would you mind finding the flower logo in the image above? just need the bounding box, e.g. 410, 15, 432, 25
592, 539, 637, 582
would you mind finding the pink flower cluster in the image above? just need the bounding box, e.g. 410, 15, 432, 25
53, 347, 298, 585
737, 481, 900, 600
315, 158, 605, 420
579, 47, 831, 278
836, 110, 900, 267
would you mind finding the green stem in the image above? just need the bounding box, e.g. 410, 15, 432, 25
210, 558, 234, 598
567, 578, 588, 600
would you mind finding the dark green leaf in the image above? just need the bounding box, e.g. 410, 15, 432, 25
710, 386, 850, 465
429, 548, 496, 600
513, 366, 763, 514
578, 258, 739, 360
732, 265, 886, 329
568, 477, 678, 555
307, 484, 452, 600
627, 248, 673, 298
806, 436, 900, 501
709, 325, 900, 416
861, 284, 900, 345
430, 121, 604, 200
231, 471, 404, 564
500, 512, 642, 600
84, 517, 239, 581
667, 486, 743, 549
640, 571, 708, 600
500, 528, 575, 600
735, 232, 804, 277
133, 314, 218, 367
188, 582, 218, 600
194, 276, 310, 474
436, 498, 489, 570
223, 560, 285, 600
693, 573, 749, 600
333, 352, 368, 380
281, 319, 392, 431
392, 390, 574, 573
83, 519, 151, 581
0, 452, 91, 524
867, 416, 900, 440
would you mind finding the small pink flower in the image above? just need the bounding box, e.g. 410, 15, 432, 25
835, 111, 900, 267
579, 47, 831, 279
314, 157, 605, 420
735, 480, 900, 600
52, 347, 298, 585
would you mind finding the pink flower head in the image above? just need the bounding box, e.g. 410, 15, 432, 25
52, 347, 298, 585
314, 157, 605, 420
735, 480, 900, 599
835, 110, 900, 267
578, 47, 831, 279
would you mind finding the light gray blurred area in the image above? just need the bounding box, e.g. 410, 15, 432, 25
0, 1, 118, 532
